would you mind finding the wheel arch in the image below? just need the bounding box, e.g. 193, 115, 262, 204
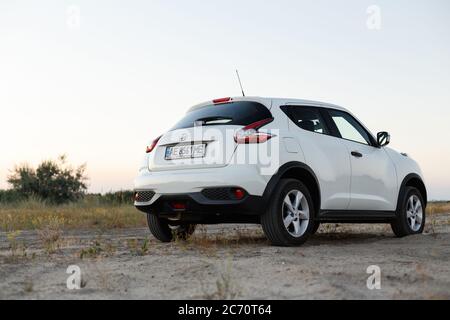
396, 173, 428, 211
263, 162, 321, 217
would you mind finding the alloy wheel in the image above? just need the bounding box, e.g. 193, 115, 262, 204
406, 195, 423, 232
282, 190, 310, 238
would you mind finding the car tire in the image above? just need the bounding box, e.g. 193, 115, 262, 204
147, 213, 196, 242
391, 187, 426, 237
311, 222, 321, 235
261, 179, 315, 246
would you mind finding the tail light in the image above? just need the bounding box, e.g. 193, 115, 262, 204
213, 97, 232, 104
234, 118, 275, 144
146, 135, 162, 153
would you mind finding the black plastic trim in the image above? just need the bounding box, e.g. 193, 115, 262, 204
135, 193, 264, 220
396, 173, 428, 212
262, 161, 321, 212
318, 210, 396, 223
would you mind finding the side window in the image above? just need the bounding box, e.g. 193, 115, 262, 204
329, 110, 371, 145
282, 106, 329, 135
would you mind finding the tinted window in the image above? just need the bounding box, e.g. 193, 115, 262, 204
172, 101, 272, 130
329, 110, 371, 145
282, 106, 329, 135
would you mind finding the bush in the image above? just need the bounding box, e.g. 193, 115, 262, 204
100, 191, 135, 205
6, 155, 88, 204
0, 190, 25, 203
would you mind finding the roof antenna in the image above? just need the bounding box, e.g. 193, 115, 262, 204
236, 69, 246, 97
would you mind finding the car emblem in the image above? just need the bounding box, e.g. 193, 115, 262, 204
180, 134, 187, 142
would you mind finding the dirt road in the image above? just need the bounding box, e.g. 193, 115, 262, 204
1, 213, 450, 300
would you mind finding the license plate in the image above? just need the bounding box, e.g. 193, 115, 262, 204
165, 144, 206, 160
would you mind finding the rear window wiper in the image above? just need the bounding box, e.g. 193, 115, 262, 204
194, 117, 233, 126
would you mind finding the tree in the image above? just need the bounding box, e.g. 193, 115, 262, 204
7, 155, 88, 204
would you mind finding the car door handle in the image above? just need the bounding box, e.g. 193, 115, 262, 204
351, 151, 363, 158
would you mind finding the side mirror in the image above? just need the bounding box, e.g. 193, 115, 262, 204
377, 131, 390, 147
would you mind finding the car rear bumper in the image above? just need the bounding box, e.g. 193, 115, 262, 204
134, 164, 269, 205
135, 193, 264, 223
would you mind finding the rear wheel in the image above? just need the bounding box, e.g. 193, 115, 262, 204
391, 187, 426, 237
147, 214, 196, 242
261, 179, 315, 246
311, 222, 321, 235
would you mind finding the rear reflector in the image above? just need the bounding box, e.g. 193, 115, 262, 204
213, 97, 232, 104
171, 202, 187, 210
232, 188, 246, 200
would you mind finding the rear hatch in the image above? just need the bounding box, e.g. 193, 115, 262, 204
149, 99, 272, 172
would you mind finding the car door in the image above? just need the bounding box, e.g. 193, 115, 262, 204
326, 109, 397, 211
281, 105, 351, 210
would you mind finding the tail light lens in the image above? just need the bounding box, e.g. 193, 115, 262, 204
171, 202, 187, 210
213, 97, 232, 104
146, 135, 162, 153
232, 188, 246, 200
234, 118, 275, 144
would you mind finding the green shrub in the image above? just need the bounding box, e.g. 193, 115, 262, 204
100, 191, 135, 205
0, 190, 25, 203
6, 155, 88, 204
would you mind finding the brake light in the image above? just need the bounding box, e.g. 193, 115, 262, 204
146, 135, 162, 153
232, 188, 246, 200
213, 97, 232, 104
234, 118, 275, 144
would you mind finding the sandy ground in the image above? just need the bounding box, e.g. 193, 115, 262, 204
1, 213, 450, 300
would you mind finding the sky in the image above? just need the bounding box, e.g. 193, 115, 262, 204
0, 0, 449, 199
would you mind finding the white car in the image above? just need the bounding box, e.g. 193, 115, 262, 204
134, 97, 427, 246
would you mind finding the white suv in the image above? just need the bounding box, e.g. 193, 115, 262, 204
134, 97, 427, 246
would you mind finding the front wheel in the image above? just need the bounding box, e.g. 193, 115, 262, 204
147, 214, 196, 242
261, 179, 315, 246
391, 187, 426, 237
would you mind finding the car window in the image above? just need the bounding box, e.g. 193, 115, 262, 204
329, 110, 371, 145
171, 101, 272, 130
282, 106, 329, 135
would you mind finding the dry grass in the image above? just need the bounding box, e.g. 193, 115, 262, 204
427, 202, 450, 215
37, 216, 64, 254
201, 259, 241, 300
126, 237, 150, 256
79, 240, 105, 259
0, 199, 146, 232
79, 236, 117, 259
0, 199, 448, 236
180, 226, 267, 255
6, 230, 28, 259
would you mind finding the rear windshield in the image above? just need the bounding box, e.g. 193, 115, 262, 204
171, 101, 272, 130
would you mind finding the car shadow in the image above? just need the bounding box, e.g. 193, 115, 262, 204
184, 228, 393, 249
306, 232, 392, 246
